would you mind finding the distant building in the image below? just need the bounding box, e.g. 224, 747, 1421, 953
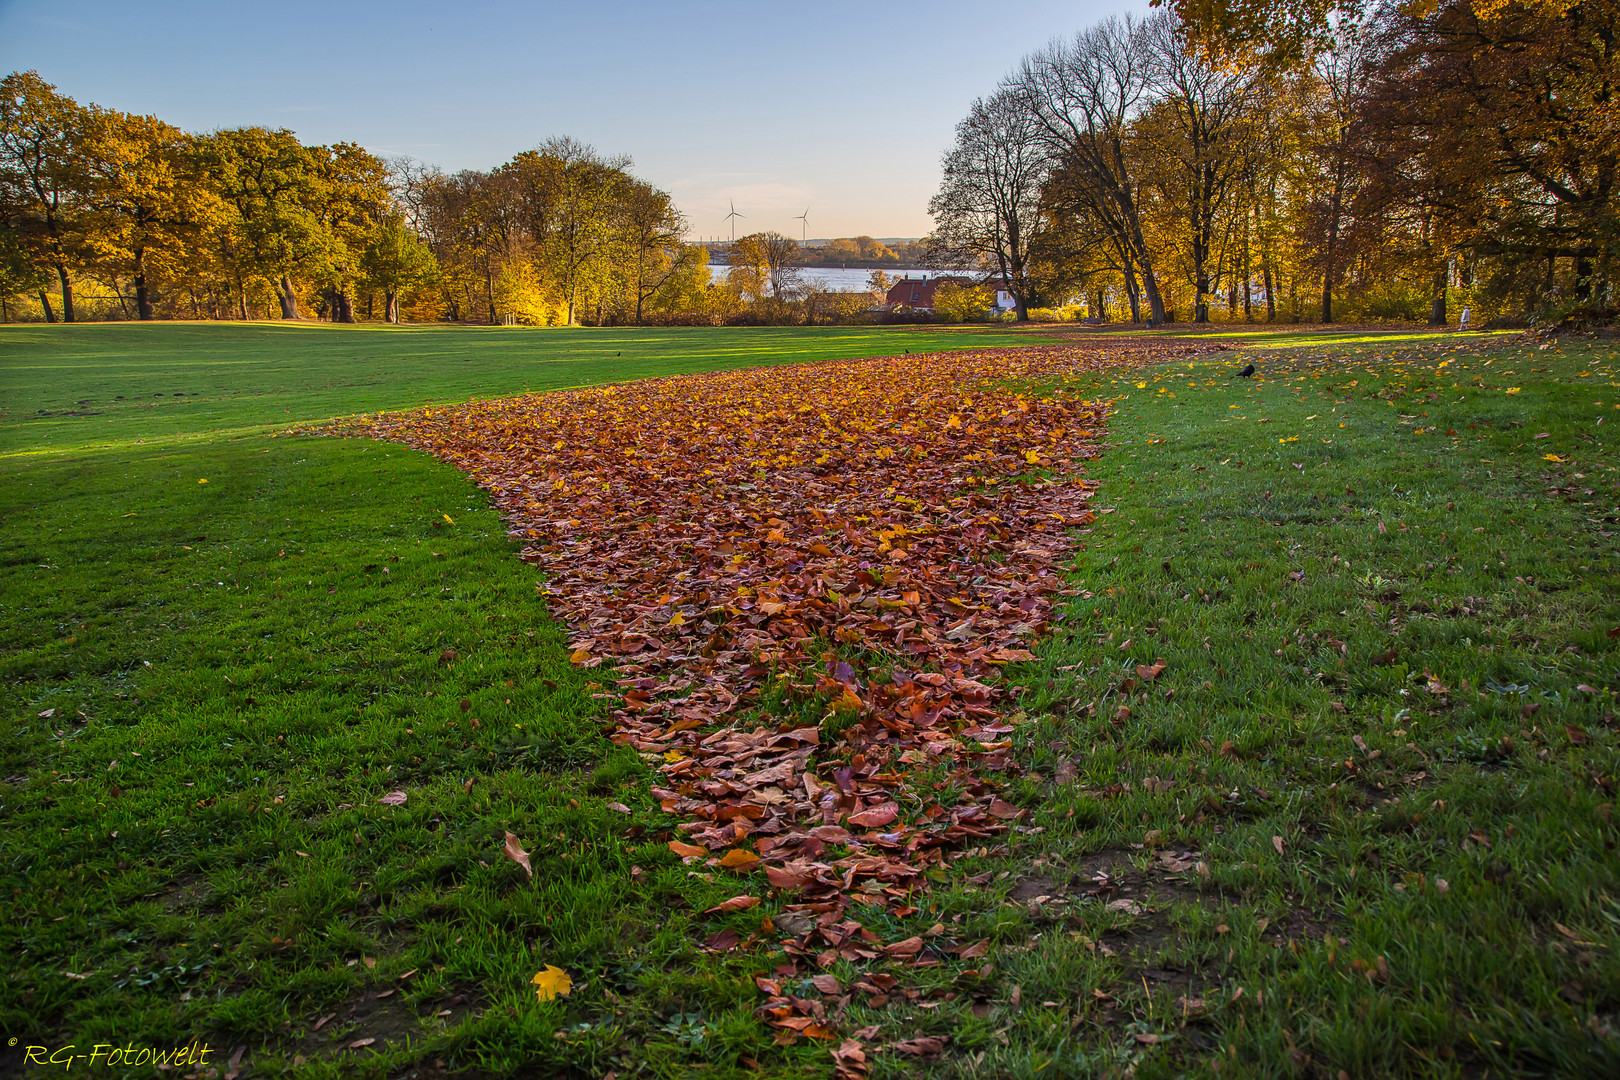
884, 274, 1018, 315
982, 279, 1017, 314
884, 274, 971, 311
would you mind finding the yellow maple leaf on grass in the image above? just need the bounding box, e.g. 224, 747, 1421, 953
532, 965, 573, 1001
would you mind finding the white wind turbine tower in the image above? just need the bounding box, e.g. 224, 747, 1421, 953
794, 208, 809, 245
723, 199, 745, 243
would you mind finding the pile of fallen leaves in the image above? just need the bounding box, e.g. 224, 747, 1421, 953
336, 342, 1209, 1051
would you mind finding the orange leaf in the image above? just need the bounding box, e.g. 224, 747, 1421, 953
847, 802, 899, 828
719, 848, 761, 870
704, 894, 760, 913
884, 935, 924, 957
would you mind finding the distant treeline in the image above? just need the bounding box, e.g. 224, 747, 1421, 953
0, 72, 893, 326
796, 237, 928, 269
929, 1, 1618, 326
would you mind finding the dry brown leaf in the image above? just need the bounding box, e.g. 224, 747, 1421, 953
503, 832, 533, 879
704, 894, 760, 914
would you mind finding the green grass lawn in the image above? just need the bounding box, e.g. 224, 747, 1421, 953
913, 332, 1620, 1077
2, 323, 1618, 1078
0, 322, 1043, 1080
0, 322, 1028, 456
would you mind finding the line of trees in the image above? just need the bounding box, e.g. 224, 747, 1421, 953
0, 72, 922, 327
0, 73, 740, 325
928, 1, 1619, 326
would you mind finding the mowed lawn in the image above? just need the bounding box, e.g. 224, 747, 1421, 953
0, 322, 1035, 456
0, 322, 1043, 1079
2, 322, 1618, 1079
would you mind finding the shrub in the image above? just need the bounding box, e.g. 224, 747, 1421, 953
933, 283, 993, 323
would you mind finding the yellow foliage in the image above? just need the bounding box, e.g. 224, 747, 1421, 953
531, 966, 573, 1001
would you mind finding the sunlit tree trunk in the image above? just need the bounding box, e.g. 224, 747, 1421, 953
39, 289, 56, 322
55, 262, 74, 322
1123, 264, 1142, 322
277, 274, 300, 319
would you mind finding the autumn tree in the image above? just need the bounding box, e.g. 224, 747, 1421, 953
0, 221, 48, 321
198, 128, 324, 319
731, 231, 802, 302
0, 71, 90, 321
78, 109, 214, 319
1370, 1, 1620, 308
616, 179, 687, 323
309, 141, 390, 322
1011, 17, 1170, 324
928, 90, 1044, 321
360, 212, 437, 322
1137, 14, 1261, 322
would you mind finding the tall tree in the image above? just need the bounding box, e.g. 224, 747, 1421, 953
360, 212, 437, 323
617, 180, 687, 324
79, 110, 212, 319
0, 71, 90, 321
1296, 23, 1379, 322
731, 232, 802, 302
1139, 14, 1260, 323
199, 127, 324, 319
1012, 16, 1170, 324
1381, 1, 1620, 304
928, 90, 1044, 321
308, 141, 390, 322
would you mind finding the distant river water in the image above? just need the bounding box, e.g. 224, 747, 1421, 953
705, 265, 938, 292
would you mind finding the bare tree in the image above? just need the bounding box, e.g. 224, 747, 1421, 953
1010, 16, 1168, 324
927, 89, 1044, 321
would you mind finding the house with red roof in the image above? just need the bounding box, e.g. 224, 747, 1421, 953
884, 274, 1018, 315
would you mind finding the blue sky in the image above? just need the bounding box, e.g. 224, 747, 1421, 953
0, 0, 1145, 240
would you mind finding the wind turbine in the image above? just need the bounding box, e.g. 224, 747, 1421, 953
723, 199, 745, 243
794, 207, 809, 245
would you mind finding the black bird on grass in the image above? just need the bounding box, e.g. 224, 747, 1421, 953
1235, 363, 1256, 377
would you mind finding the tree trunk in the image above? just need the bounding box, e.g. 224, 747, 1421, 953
40, 289, 56, 323
1123, 266, 1142, 323
1321, 166, 1346, 324
277, 275, 300, 319
1428, 266, 1448, 326
335, 288, 356, 324
1142, 266, 1167, 325
386, 290, 398, 324
1242, 212, 1253, 320
134, 244, 155, 319
1575, 256, 1594, 301
56, 263, 75, 322
1192, 235, 1211, 324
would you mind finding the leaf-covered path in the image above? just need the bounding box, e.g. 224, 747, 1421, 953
338, 342, 1220, 1043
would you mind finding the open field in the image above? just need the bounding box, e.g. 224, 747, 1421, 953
0, 323, 1036, 456
2, 324, 1617, 1078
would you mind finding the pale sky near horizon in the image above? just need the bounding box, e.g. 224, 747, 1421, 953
0, 0, 1147, 241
